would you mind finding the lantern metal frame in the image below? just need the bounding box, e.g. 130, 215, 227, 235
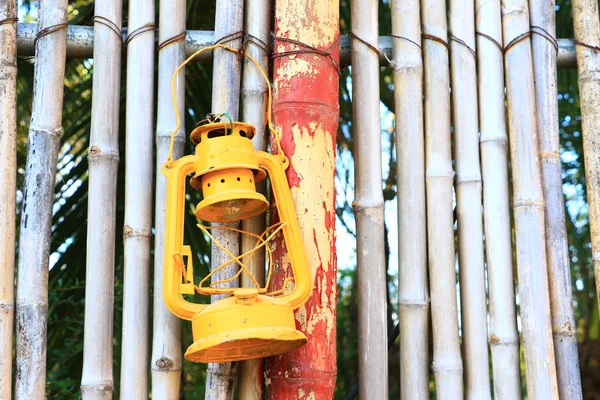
160, 44, 313, 363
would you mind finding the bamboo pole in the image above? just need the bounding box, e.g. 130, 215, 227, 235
448, 0, 491, 398
389, 1, 429, 398
528, 0, 583, 397
350, 1, 387, 399
0, 1, 17, 399
119, 0, 155, 398
263, 1, 339, 398
14, 1, 68, 399
572, 0, 600, 347
475, 0, 522, 397
151, 0, 186, 396
501, 0, 559, 397
204, 1, 244, 399
238, 0, 270, 397
420, 0, 464, 395
12, 23, 581, 68
80, 1, 123, 398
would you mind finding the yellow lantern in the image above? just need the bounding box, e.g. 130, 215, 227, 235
161, 44, 313, 363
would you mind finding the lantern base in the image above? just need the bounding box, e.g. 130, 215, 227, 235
186, 292, 307, 363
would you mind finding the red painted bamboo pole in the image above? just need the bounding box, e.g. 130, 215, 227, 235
264, 1, 339, 399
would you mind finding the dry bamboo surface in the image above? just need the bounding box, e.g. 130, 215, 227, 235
81, 1, 123, 398
449, 0, 491, 397
528, 0, 583, 396
204, 1, 244, 399
572, 0, 600, 342
475, 0, 522, 397
501, 0, 559, 397
389, 0, 429, 398
0, 1, 17, 399
151, 0, 186, 396
119, 0, 155, 398
238, 0, 270, 397
420, 0, 464, 395
14, 1, 68, 399
350, 0, 388, 398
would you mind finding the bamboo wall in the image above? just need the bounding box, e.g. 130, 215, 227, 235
0, 0, 599, 399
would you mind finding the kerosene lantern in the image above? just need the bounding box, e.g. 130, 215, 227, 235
161, 44, 313, 363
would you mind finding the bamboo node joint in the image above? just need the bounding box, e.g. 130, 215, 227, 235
489, 334, 519, 345
553, 321, 576, 337
540, 150, 561, 160
155, 356, 175, 370
431, 361, 463, 374
123, 225, 152, 238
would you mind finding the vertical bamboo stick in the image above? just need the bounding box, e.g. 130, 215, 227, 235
80, 1, 123, 398
421, 0, 464, 395
501, 0, 559, 397
448, 0, 491, 398
14, 1, 68, 398
151, 0, 186, 396
528, 0, 583, 396
475, 0, 522, 396
119, 0, 155, 398
0, 2, 17, 399
389, 1, 429, 398
572, 0, 600, 349
263, 0, 339, 398
204, 1, 244, 399
238, 0, 270, 397
350, 1, 387, 399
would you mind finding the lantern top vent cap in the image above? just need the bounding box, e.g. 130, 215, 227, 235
190, 121, 256, 145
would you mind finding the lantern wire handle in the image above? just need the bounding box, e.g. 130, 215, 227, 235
162, 43, 284, 173
217, 112, 234, 136
198, 222, 285, 291
164, 45, 296, 300
176, 222, 290, 296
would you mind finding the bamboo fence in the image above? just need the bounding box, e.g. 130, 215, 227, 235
350, 0, 388, 398
2, 0, 598, 398
475, 0, 522, 397
14, 1, 68, 399
0, 1, 17, 398
151, 0, 186, 396
389, 0, 429, 398
119, 0, 155, 398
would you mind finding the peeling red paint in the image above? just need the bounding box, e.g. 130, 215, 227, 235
312, 228, 323, 270
322, 200, 335, 231
264, 0, 339, 399
279, 128, 302, 188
